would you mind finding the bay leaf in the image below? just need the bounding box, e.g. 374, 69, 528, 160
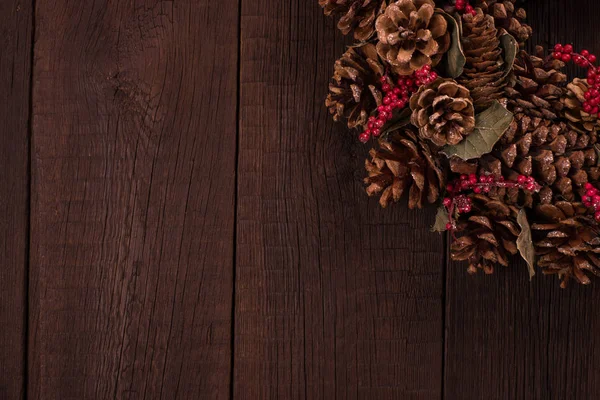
441, 101, 514, 160
499, 33, 518, 80
431, 207, 450, 233
517, 209, 536, 280
438, 10, 466, 79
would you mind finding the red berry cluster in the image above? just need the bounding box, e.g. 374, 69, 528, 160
553, 44, 600, 116
359, 65, 438, 143
442, 173, 541, 231
582, 182, 600, 221
455, 0, 476, 16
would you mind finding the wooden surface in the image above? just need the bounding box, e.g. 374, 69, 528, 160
0, 0, 599, 399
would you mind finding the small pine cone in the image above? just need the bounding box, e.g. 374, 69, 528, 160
533, 201, 600, 288
561, 78, 600, 134
364, 128, 445, 208
450, 194, 520, 274
504, 47, 567, 120
458, 9, 509, 110
319, 0, 386, 41
478, 113, 598, 206
326, 43, 385, 129
410, 78, 475, 146
375, 0, 450, 75
472, 0, 532, 44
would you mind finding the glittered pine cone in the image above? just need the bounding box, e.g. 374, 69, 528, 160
375, 0, 450, 75
561, 78, 600, 134
533, 201, 600, 288
505, 47, 567, 120
472, 0, 532, 44
319, 0, 386, 41
458, 8, 509, 110
364, 128, 445, 208
410, 78, 476, 146
326, 43, 386, 129
450, 194, 520, 274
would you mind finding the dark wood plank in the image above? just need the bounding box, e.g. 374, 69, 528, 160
0, 1, 32, 399
236, 1, 445, 398
29, 1, 237, 398
445, 1, 600, 399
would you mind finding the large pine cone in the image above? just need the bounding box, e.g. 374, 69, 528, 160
533, 202, 600, 288
319, 0, 386, 41
561, 78, 600, 134
476, 112, 599, 206
450, 194, 520, 274
472, 0, 532, 44
458, 8, 509, 110
326, 43, 385, 129
364, 128, 445, 208
410, 78, 475, 146
375, 0, 450, 75
505, 47, 567, 120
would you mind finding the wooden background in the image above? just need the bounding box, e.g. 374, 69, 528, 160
1, 0, 600, 399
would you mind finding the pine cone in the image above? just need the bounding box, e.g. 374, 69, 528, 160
364, 128, 445, 208
477, 112, 599, 206
561, 78, 600, 134
326, 43, 385, 129
375, 0, 450, 75
450, 194, 520, 274
319, 0, 386, 41
458, 8, 509, 110
472, 0, 532, 44
410, 78, 476, 146
533, 202, 600, 288
504, 47, 567, 120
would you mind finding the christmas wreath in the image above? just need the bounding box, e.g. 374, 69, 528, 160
320, 0, 600, 288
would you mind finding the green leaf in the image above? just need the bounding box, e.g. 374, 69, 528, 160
499, 33, 518, 80
431, 207, 450, 233
380, 108, 412, 139
438, 10, 466, 79
517, 209, 536, 280
441, 101, 514, 160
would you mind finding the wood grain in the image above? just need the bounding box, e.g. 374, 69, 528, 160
444, 2, 600, 399
236, 1, 445, 398
29, 1, 237, 398
0, 1, 32, 399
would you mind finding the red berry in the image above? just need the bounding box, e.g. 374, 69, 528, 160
446, 184, 454, 192
443, 197, 452, 208
562, 54, 572, 62
589, 70, 597, 79
582, 50, 590, 57
590, 54, 597, 63
592, 107, 599, 115
553, 52, 563, 60
463, 204, 472, 213
473, 187, 482, 194
586, 182, 595, 190
554, 44, 563, 52
469, 173, 477, 185
563, 44, 573, 54
445, 222, 453, 230
595, 211, 600, 221
526, 183, 536, 191
517, 175, 527, 184
460, 174, 468, 181
372, 128, 381, 137
380, 76, 387, 84
382, 84, 391, 92
359, 132, 370, 143
584, 104, 593, 113
374, 120, 384, 128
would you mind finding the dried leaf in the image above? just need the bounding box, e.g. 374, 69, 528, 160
431, 207, 450, 233
441, 101, 514, 160
380, 108, 412, 138
499, 33, 518, 80
439, 10, 465, 79
517, 209, 536, 280
595, 144, 600, 167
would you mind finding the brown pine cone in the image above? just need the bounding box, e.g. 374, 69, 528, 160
364, 128, 445, 208
504, 47, 567, 120
319, 0, 386, 41
472, 0, 532, 44
477, 112, 599, 206
533, 201, 600, 288
450, 194, 520, 274
410, 78, 475, 146
458, 8, 509, 110
561, 78, 600, 134
375, 0, 450, 75
326, 43, 385, 129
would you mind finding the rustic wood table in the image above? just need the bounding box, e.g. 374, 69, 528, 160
1, 0, 600, 399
